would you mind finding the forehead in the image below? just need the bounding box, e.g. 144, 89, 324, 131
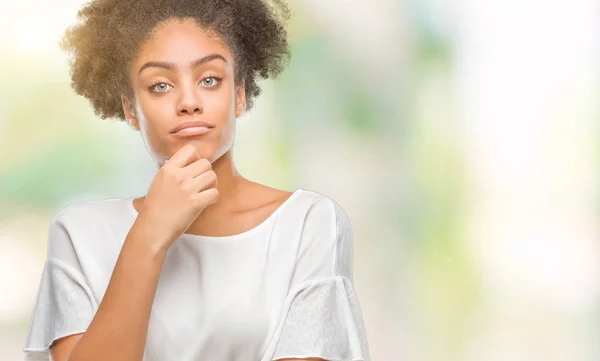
134, 18, 233, 69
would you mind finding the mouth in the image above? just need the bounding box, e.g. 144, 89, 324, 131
170, 120, 215, 137
171, 126, 212, 137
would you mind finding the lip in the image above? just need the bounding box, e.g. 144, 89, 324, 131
171, 126, 212, 137
170, 120, 214, 134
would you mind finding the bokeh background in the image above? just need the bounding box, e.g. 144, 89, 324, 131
0, 0, 598, 360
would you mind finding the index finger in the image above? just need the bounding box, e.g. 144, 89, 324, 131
164, 144, 200, 168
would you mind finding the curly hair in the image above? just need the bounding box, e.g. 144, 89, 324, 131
59, 0, 292, 121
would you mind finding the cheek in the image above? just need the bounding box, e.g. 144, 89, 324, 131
138, 94, 167, 115
200, 92, 237, 130
136, 96, 170, 131
206, 88, 234, 110
134, 99, 170, 153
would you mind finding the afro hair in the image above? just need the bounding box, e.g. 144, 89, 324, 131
59, 0, 292, 121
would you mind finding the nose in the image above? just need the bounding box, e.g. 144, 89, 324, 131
176, 84, 204, 116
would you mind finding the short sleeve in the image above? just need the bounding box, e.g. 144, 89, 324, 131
268, 198, 371, 361
22, 211, 97, 361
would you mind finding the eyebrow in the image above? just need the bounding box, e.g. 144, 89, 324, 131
138, 54, 228, 75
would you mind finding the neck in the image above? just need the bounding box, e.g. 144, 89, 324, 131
206, 148, 247, 211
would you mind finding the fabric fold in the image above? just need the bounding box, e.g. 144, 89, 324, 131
262, 276, 370, 361
22, 257, 97, 361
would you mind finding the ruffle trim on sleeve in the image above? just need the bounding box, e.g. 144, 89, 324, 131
262, 276, 371, 361
22, 258, 97, 361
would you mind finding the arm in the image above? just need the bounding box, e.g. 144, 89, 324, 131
51, 217, 169, 361
268, 197, 370, 361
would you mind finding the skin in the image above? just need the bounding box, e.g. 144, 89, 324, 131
121, 17, 293, 237
49, 18, 322, 361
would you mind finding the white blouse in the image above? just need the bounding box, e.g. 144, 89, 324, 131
22, 188, 371, 361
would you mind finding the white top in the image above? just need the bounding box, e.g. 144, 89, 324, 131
22, 188, 371, 361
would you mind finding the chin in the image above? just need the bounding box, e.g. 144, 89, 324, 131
178, 140, 215, 158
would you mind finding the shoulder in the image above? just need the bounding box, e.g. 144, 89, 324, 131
284, 189, 355, 282
49, 197, 126, 227
293, 188, 353, 237
45, 197, 129, 258
286, 189, 354, 271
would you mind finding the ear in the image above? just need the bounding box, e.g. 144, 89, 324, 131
121, 94, 140, 130
235, 80, 247, 117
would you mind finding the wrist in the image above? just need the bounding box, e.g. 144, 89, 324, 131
128, 217, 172, 258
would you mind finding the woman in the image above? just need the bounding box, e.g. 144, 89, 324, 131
22, 0, 371, 360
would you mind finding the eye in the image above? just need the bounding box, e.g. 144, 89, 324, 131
200, 76, 222, 88
149, 82, 172, 93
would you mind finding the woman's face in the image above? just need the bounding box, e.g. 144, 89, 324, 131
122, 18, 246, 167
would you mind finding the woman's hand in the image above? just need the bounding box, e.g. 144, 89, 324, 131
136, 144, 219, 251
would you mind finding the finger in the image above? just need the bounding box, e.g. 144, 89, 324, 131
191, 169, 218, 192
165, 144, 200, 168
183, 158, 212, 178
194, 187, 219, 206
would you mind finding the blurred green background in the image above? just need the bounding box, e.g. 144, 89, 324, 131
0, 0, 598, 360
